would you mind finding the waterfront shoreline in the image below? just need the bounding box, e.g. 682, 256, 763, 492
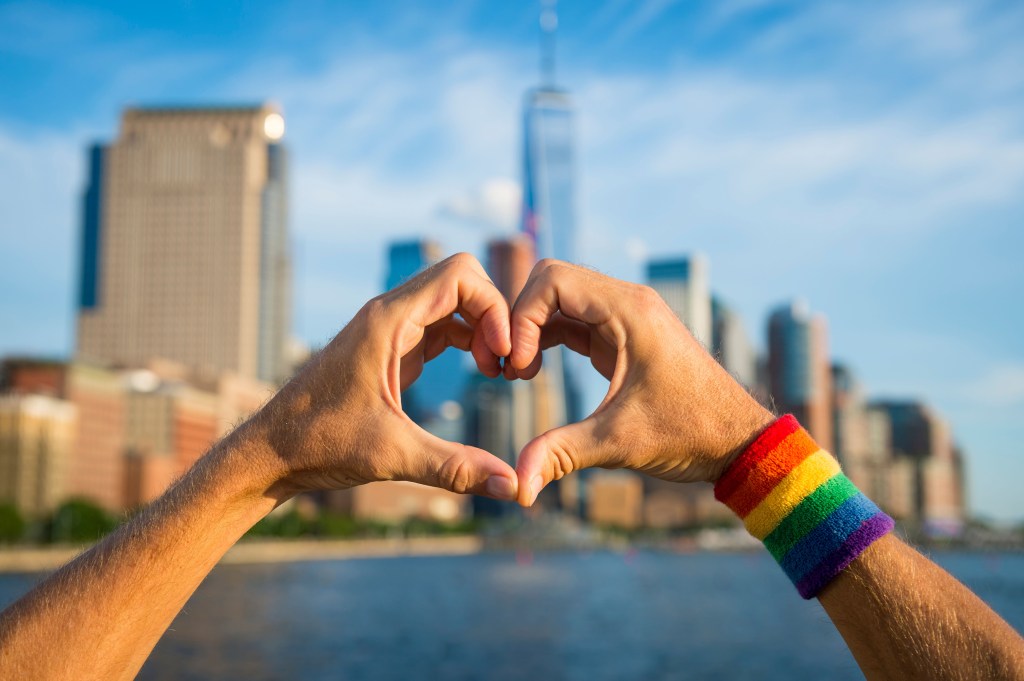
0, 536, 483, 574
2, 534, 1017, 575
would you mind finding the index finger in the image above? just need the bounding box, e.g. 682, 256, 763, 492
509, 259, 623, 371
393, 253, 512, 365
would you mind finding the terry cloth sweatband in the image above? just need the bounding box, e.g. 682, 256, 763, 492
713, 414, 894, 599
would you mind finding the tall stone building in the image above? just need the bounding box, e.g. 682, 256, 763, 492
76, 105, 291, 384
831, 364, 907, 517
767, 301, 833, 451
647, 255, 712, 348
644, 256, 733, 529
712, 296, 757, 389
871, 400, 966, 532
831, 364, 871, 484
0, 394, 76, 516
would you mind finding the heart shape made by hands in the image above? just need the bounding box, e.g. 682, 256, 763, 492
382, 255, 772, 508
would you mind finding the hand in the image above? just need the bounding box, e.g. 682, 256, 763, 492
245, 253, 519, 503
507, 259, 774, 506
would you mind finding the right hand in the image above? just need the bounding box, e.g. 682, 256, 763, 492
507, 259, 775, 506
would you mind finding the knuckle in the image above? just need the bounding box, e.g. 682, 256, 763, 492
536, 257, 559, 272
537, 262, 563, 287
446, 252, 477, 272
634, 284, 664, 309
532, 258, 566, 284
361, 297, 390, 327
437, 455, 473, 494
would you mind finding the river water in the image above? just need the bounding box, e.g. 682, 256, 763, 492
1, 550, 1021, 680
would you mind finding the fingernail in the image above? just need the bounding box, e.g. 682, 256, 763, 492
485, 475, 517, 501
529, 475, 544, 504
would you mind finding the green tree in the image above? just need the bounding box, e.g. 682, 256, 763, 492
316, 512, 359, 538
274, 509, 311, 538
48, 499, 117, 544
0, 503, 25, 544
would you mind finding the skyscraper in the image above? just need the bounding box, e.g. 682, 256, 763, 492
644, 255, 729, 528
464, 237, 536, 518
711, 297, 757, 388
767, 300, 833, 451
486, 237, 563, 454
647, 255, 713, 348
870, 400, 965, 533
520, 1, 576, 265
487, 236, 536, 303
385, 240, 442, 292
521, 86, 576, 264
76, 105, 291, 384
831, 363, 874, 490
514, 3, 583, 513
383, 240, 465, 423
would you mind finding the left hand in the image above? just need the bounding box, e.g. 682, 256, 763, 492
241, 252, 520, 503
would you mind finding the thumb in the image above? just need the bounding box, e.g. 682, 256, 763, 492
403, 428, 519, 501
516, 416, 616, 507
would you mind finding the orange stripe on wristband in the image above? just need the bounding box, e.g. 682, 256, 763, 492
723, 428, 820, 517
714, 414, 800, 503
714, 414, 894, 599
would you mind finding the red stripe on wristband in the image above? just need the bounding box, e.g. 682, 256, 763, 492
714, 414, 894, 600
724, 427, 820, 517
714, 414, 800, 503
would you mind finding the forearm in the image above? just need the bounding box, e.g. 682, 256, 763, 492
819, 534, 1024, 681
0, 425, 281, 680
715, 414, 1024, 680
0, 253, 520, 678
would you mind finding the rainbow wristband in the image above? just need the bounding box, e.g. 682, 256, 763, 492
714, 414, 894, 599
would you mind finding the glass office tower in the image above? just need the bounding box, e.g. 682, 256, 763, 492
518, 68, 585, 513
521, 87, 576, 265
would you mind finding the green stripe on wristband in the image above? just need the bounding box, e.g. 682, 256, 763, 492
716, 415, 895, 599
763, 474, 860, 562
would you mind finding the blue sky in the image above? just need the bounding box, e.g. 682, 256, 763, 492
1, 0, 1022, 520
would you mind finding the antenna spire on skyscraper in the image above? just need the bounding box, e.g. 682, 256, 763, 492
540, 0, 558, 86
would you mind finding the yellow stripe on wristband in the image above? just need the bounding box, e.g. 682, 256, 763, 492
715, 415, 895, 599
743, 450, 840, 539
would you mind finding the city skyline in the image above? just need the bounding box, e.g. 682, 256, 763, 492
0, 0, 1022, 521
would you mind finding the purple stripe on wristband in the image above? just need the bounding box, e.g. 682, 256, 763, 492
780, 493, 878, 584
795, 513, 895, 599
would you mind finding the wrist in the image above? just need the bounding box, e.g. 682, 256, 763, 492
705, 393, 775, 484
206, 418, 296, 516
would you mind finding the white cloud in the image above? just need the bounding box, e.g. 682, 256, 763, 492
438, 178, 522, 231
967, 364, 1024, 407
576, 71, 1024, 248
623, 238, 648, 264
